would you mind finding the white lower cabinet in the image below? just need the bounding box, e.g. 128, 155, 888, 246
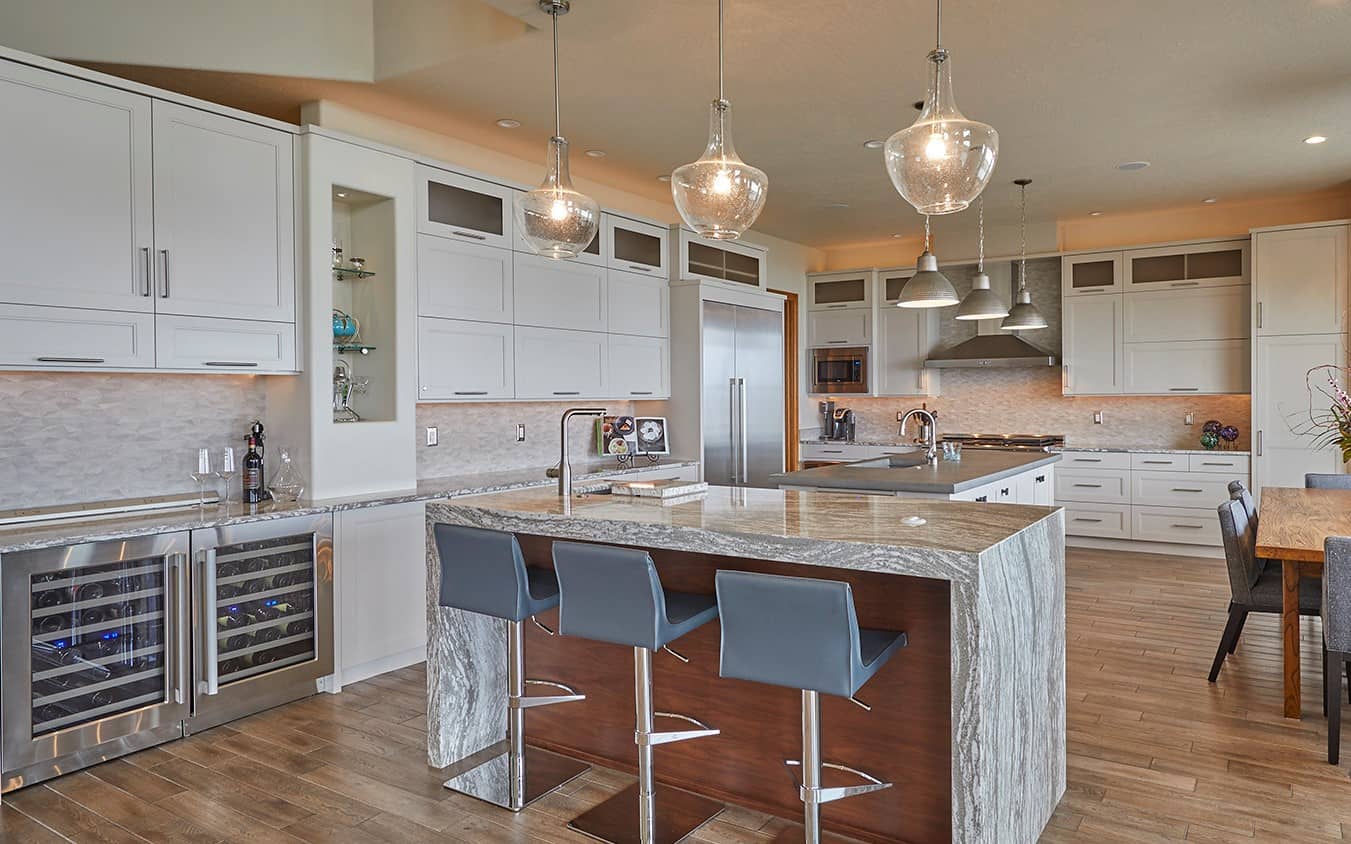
417, 317, 514, 400
1131, 505, 1221, 546
1131, 470, 1233, 509
515, 326, 607, 399
335, 502, 427, 686
0, 304, 155, 369
154, 315, 296, 372
1122, 339, 1248, 394
1055, 468, 1131, 504
1031, 468, 1054, 506
609, 334, 669, 398
1062, 503, 1132, 539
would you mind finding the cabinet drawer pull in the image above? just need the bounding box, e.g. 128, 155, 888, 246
1073, 517, 1105, 523
1035, 475, 1046, 483
1201, 461, 1232, 466
1168, 387, 1199, 392
1168, 281, 1200, 288
1000, 488, 1011, 496
453, 391, 488, 396
1071, 458, 1103, 462
821, 450, 844, 454
552, 391, 580, 395
627, 264, 654, 273
141, 247, 152, 297
159, 249, 170, 298
975, 496, 988, 502
203, 361, 258, 367
451, 230, 488, 241
1142, 460, 1173, 464
35, 356, 105, 364
630, 391, 654, 395
825, 303, 848, 308
1072, 483, 1103, 488
1170, 523, 1204, 529
1171, 487, 1204, 493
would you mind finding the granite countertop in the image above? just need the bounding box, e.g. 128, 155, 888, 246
0, 459, 699, 555
1054, 445, 1251, 455
771, 450, 1060, 494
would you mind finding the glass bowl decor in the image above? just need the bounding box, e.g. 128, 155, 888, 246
1202, 420, 1222, 435
1219, 425, 1240, 449
1199, 431, 1220, 450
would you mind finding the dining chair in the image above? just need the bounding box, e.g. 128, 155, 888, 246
1307, 474, 1351, 490
1209, 498, 1321, 682
1228, 480, 1257, 524
1324, 537, 1351, 765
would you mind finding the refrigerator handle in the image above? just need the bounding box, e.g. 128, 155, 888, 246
168, 552, 188, 705
197, 549, 220, 696
729, 377, 741, 484
738, 378, 749, 486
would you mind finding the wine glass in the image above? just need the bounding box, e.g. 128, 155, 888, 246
189, 448, 213, 514
216, 447, 237, 508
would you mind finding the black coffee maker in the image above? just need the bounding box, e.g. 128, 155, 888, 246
818, 401, 856, 442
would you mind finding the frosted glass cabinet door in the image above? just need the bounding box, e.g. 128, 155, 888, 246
151, 102, 295, 323
1063, 295, 1123, 394
0, 62, 154, 312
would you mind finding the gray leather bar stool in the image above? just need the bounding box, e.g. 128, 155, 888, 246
552, 541, 724, 844
433, 524, 589, 811
715, 570, 907, 844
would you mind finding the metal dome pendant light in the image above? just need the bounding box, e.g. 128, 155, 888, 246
671, 0, 768, 240
515, 0, 600, 260
884, 0, 998, 216
954, 196, 1008, 320
898, 215, 959, 308
1001, 179, 1048, 331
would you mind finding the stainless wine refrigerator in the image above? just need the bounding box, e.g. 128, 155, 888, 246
1, 514, 334, 791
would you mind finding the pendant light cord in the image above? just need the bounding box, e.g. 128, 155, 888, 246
551, 6, 561, 138
935, 0, 942, 50
1018, 183, 1028, 292
977, 196, 984, 273
924, 214, 932, 252
718, 0, 725, 102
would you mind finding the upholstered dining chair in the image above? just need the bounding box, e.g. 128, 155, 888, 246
1324, 537, 1351, 765
1307, 473, 1351, 490
1228, 480, 1257, 524
1209, 498, 1321, 682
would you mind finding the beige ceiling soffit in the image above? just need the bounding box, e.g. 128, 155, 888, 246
374, 0, 532, 81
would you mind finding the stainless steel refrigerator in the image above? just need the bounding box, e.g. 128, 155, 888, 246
701, 300, 785, 487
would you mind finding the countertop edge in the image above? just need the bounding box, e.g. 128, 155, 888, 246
770, 452, 1061, 494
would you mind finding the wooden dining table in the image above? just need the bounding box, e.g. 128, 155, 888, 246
1255, 486, 1351, 718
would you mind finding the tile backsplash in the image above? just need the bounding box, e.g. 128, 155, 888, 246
0, 372, 269, 510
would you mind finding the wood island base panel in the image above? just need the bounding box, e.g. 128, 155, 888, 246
423, 487, 1066, 843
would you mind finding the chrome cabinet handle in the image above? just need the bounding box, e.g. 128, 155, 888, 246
198, 549, 219, 696
821, 449, 845, 454
552, 391, 580, 396
36, 356, 105, 364
627, 264, 654, 273
630, 391, 654, 395
1257, 301, 1263, 329
825, 303, 848, 309
451, 229, 487, 241
1169, 387, 1199, 392
159, 250, 170, 298
1072, 458, 1102, 463
1170, 523, 1204, 529
1073, 517, 1105, 523
203, 361, 258, 367
1171, 487, 1204, 493
827, 340, 848, 344
1169, 281, 1200, 288
739, 377, 749, 484
141, 247, 152, 296
1257, 430, 1263, 457
454, 390, 488, 396
1072, 483, 1103, 488
1201, 461, 1232, 466
1142, 460, 1173, 464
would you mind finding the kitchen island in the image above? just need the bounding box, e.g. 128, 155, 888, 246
425, 486, 1065, 843
774, 449, 1060, 504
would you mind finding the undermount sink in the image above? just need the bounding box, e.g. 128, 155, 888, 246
841, 450, 930, 469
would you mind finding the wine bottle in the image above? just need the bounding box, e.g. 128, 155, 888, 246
253, 627, 282, 644
251, 650, 279, 667
119, 574, 143, 593
218, 612, 248, 630
243, 434, 264, 504
33, 702, 78, 724
36, 614, 68, 635
75, 581, 113, 602
215, 561, 241, 579
242, 578, 269, 594
79, 606, 115, 627
79, 638, 120, 660
249, 419, 271, 500
34, 588, 71, 609
286, 618, 314, 637
225, 633, 251, 651
217, 583, 243, 600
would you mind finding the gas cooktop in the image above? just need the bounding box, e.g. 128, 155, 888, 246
939, 433, 1066, 452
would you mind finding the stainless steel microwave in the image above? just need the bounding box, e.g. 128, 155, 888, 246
810, 346, 869, 394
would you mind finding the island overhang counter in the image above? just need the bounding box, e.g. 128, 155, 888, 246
425, 486, 1065, 844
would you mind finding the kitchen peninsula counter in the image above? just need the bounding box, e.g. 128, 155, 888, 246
426, 486, 1065, 843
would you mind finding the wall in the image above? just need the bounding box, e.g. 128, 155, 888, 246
0, 373, 270, 510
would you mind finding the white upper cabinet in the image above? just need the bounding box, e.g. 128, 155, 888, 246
1253, 224, 1347, 336
609, 334, 670, 398
417, 164, 515, 250
417, 234, 513, 323
514, 326, 607, 399
1123, 286, 1249, 342
513, 252, 608, 332
154, 314, 296, 372
875, 306, 939, 397
608, 269, 669, 338
417, 317, 514, 400
1124, 240, 1248, 291
1062, 253, 1123, 296
0, 62, 154, 313
606, 216, 667, 275
879, 269, 918, 305
0, 304, 154, 369
808, 271, 874, 311
1122, 339, 1248, 394
808, 309, 871, 347
1063, 294, 1123, 394
150, 102, 295, 323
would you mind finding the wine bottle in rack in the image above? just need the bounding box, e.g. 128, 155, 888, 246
286, 618, 314, 636
225, 633, 251, 651
242, 578, 269, 595
34, 588, 71, 609
75, 581, 114, 602
36, 614, 68, 634
253, 627, 282, 645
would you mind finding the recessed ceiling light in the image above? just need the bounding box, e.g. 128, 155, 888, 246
584, 149, 606, 158
1117, 160, 1150, 171
657, 174, 672, 182
825, 202, 850, 209
495, 118, 521, 129
863, 139, 884, 149
1305, 135, 1328, 145
336, 191, 348, 198
1202, 197, 1218, 204
892, 233, 906, 238
1088, 211, 1103, 216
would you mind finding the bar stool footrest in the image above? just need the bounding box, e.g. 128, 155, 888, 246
514, 678, 586, 710
786, 760, 893, 805
641, 711, 720, 746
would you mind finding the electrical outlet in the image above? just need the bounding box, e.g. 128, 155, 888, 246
425, 426, 439, 447
896, 411, 905, 422
1185, 412, 1195, 426
1092, 411, 1104, 425
516, 423, 526, 443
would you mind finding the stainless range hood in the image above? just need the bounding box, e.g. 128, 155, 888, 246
925, 333, 1058, 368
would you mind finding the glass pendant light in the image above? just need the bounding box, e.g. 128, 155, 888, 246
1001, 179, 1048, 331
671, 0, 768, 240
898, 215, 959, 308
955, 196, 1008, 320
515, 0, 600, 259
884, 0, 998, 216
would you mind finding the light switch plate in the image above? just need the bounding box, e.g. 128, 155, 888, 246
1093, 411, 1104, 425
426, 426, 439, 447
516, 424, 526, 442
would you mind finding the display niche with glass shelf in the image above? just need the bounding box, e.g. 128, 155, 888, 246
331, 186, 396, 424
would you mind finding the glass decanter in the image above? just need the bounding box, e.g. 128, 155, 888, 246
269, 448, 306, 503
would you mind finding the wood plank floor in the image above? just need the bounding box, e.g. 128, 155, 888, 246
4, 546, 1349, 843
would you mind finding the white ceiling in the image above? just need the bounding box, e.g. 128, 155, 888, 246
67, 0, 1351, 248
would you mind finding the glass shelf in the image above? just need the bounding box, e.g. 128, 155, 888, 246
332, 265, 375, 281
333, 343, 375, 355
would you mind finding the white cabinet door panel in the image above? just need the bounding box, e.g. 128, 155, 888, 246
1063, 503, 1131, 538
1130, 453, 1189, 471
154, 314, 296, 372
1123, 339, 1248, 394
1131, 470, 1231, 509
151, 102, 295, 322
0, 304, 154, 369
337, 502, 427, 682
515, 326, 607, 399
1063, 295, 1123, 394
1131, 505, 1221, 546
609, 334, 669, 398
1188, 454, 1250, 475
875, 308, 937, 396
1254, 333, 1347, 495
1055, 468, 1131, 504
608, 269, 669, 337
1062, 253, 1123, 296
1254, 225, 1347, 336
417, 317, 513, 400
513, 253, 607, 332
605, 216, 668, 275
0, 62, 154, 312
1059, 451, 1131, 471
808, 309, 870, 347
417, 235, 513, 323
1123, 286, 1249, 343
1031, 467, 1055, 506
